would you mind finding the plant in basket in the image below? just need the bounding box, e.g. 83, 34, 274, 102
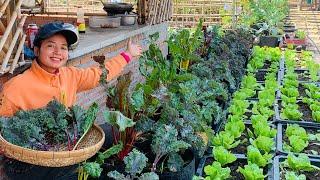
0, 99, 98, 151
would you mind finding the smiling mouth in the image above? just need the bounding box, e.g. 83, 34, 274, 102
50, 57, 61, 63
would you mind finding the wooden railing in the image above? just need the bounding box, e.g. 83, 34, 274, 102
42, 0, 240, 27
0, 0, 28, 74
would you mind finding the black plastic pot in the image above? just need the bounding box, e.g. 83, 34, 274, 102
196, 154, 274, 179
275, 100, 320, 127
276, 122, 320, 158
158, 149, 195, 180
273, 155, 320, 180
259, 36, 280, 47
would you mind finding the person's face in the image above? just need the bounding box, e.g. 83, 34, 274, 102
34, 34, 68, 73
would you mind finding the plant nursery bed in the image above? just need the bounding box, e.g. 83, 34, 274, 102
276, 101, 320, 126
276, 123, 320, 158
230, 122, 276, 154
243, 100, 275, 123
255, 70, 279, 82
196, 154, 273, 179
298, 82, 320, 99
295, 69, 310, 82
261, 61, 272, 70
273, 156, 320, 180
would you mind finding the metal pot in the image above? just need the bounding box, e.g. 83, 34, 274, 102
100, 1, 133, 16
119, 14, 137, 26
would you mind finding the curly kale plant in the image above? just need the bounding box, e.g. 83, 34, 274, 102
0, 100, 98, 151
151, 124, 190, 172
108, 149, 159, 180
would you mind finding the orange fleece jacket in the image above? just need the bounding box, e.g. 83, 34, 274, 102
0, 54, 128, 117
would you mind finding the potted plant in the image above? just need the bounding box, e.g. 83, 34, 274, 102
245, 0, 289, 47
284, 30, 307, 49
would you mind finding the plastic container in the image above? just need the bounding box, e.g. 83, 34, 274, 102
273, 155, 320, 180
196, 154, 274, 180
275, 100, 320, 127
276, 122, 320, 158
26, 24, 38, 49
77, 6, 86, 33
89, 16, 121, 28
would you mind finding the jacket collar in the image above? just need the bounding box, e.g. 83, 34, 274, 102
30, 60, 60, 82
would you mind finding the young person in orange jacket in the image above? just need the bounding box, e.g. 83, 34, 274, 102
0, 22, 142, 179
0, 22, 142, 116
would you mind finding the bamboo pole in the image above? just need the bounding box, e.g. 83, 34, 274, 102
0, 0, 23, 55
152, 0, 159, 25
0, 15, 27, 74
147, 0, 155, 25
0, 0, 10, 18
1, 61, 28, 74
9, 34, 26, 73
0, 21, 5, 32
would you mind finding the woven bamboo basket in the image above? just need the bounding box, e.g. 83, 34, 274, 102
0, 124, 105, 167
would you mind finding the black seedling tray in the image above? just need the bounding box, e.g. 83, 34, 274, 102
196, 154, 274, 180
273, 155, 320, 180
276, 122, 320, 159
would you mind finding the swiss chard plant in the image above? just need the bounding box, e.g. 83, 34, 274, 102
103, 110, 136, 160
168, 20, 204, 71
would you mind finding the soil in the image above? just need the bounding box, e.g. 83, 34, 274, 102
298, 101, 313, 122
282, 125, 320, 156
255, 70, 278, 82
202, 157, 270, 179
295, 69, 310, 82
99, 157, 126, 180
280, 168, 320, 180
230, 125, 251, 155
298, 83, 308, 99
279, 101, 312, 122
244, 100, 274, 122
261, 62, 271, 70
255, 70, 268, 82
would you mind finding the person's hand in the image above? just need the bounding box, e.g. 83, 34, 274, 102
126, 38, 142, 58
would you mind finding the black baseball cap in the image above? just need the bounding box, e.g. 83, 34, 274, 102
33, 22, 79, 48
